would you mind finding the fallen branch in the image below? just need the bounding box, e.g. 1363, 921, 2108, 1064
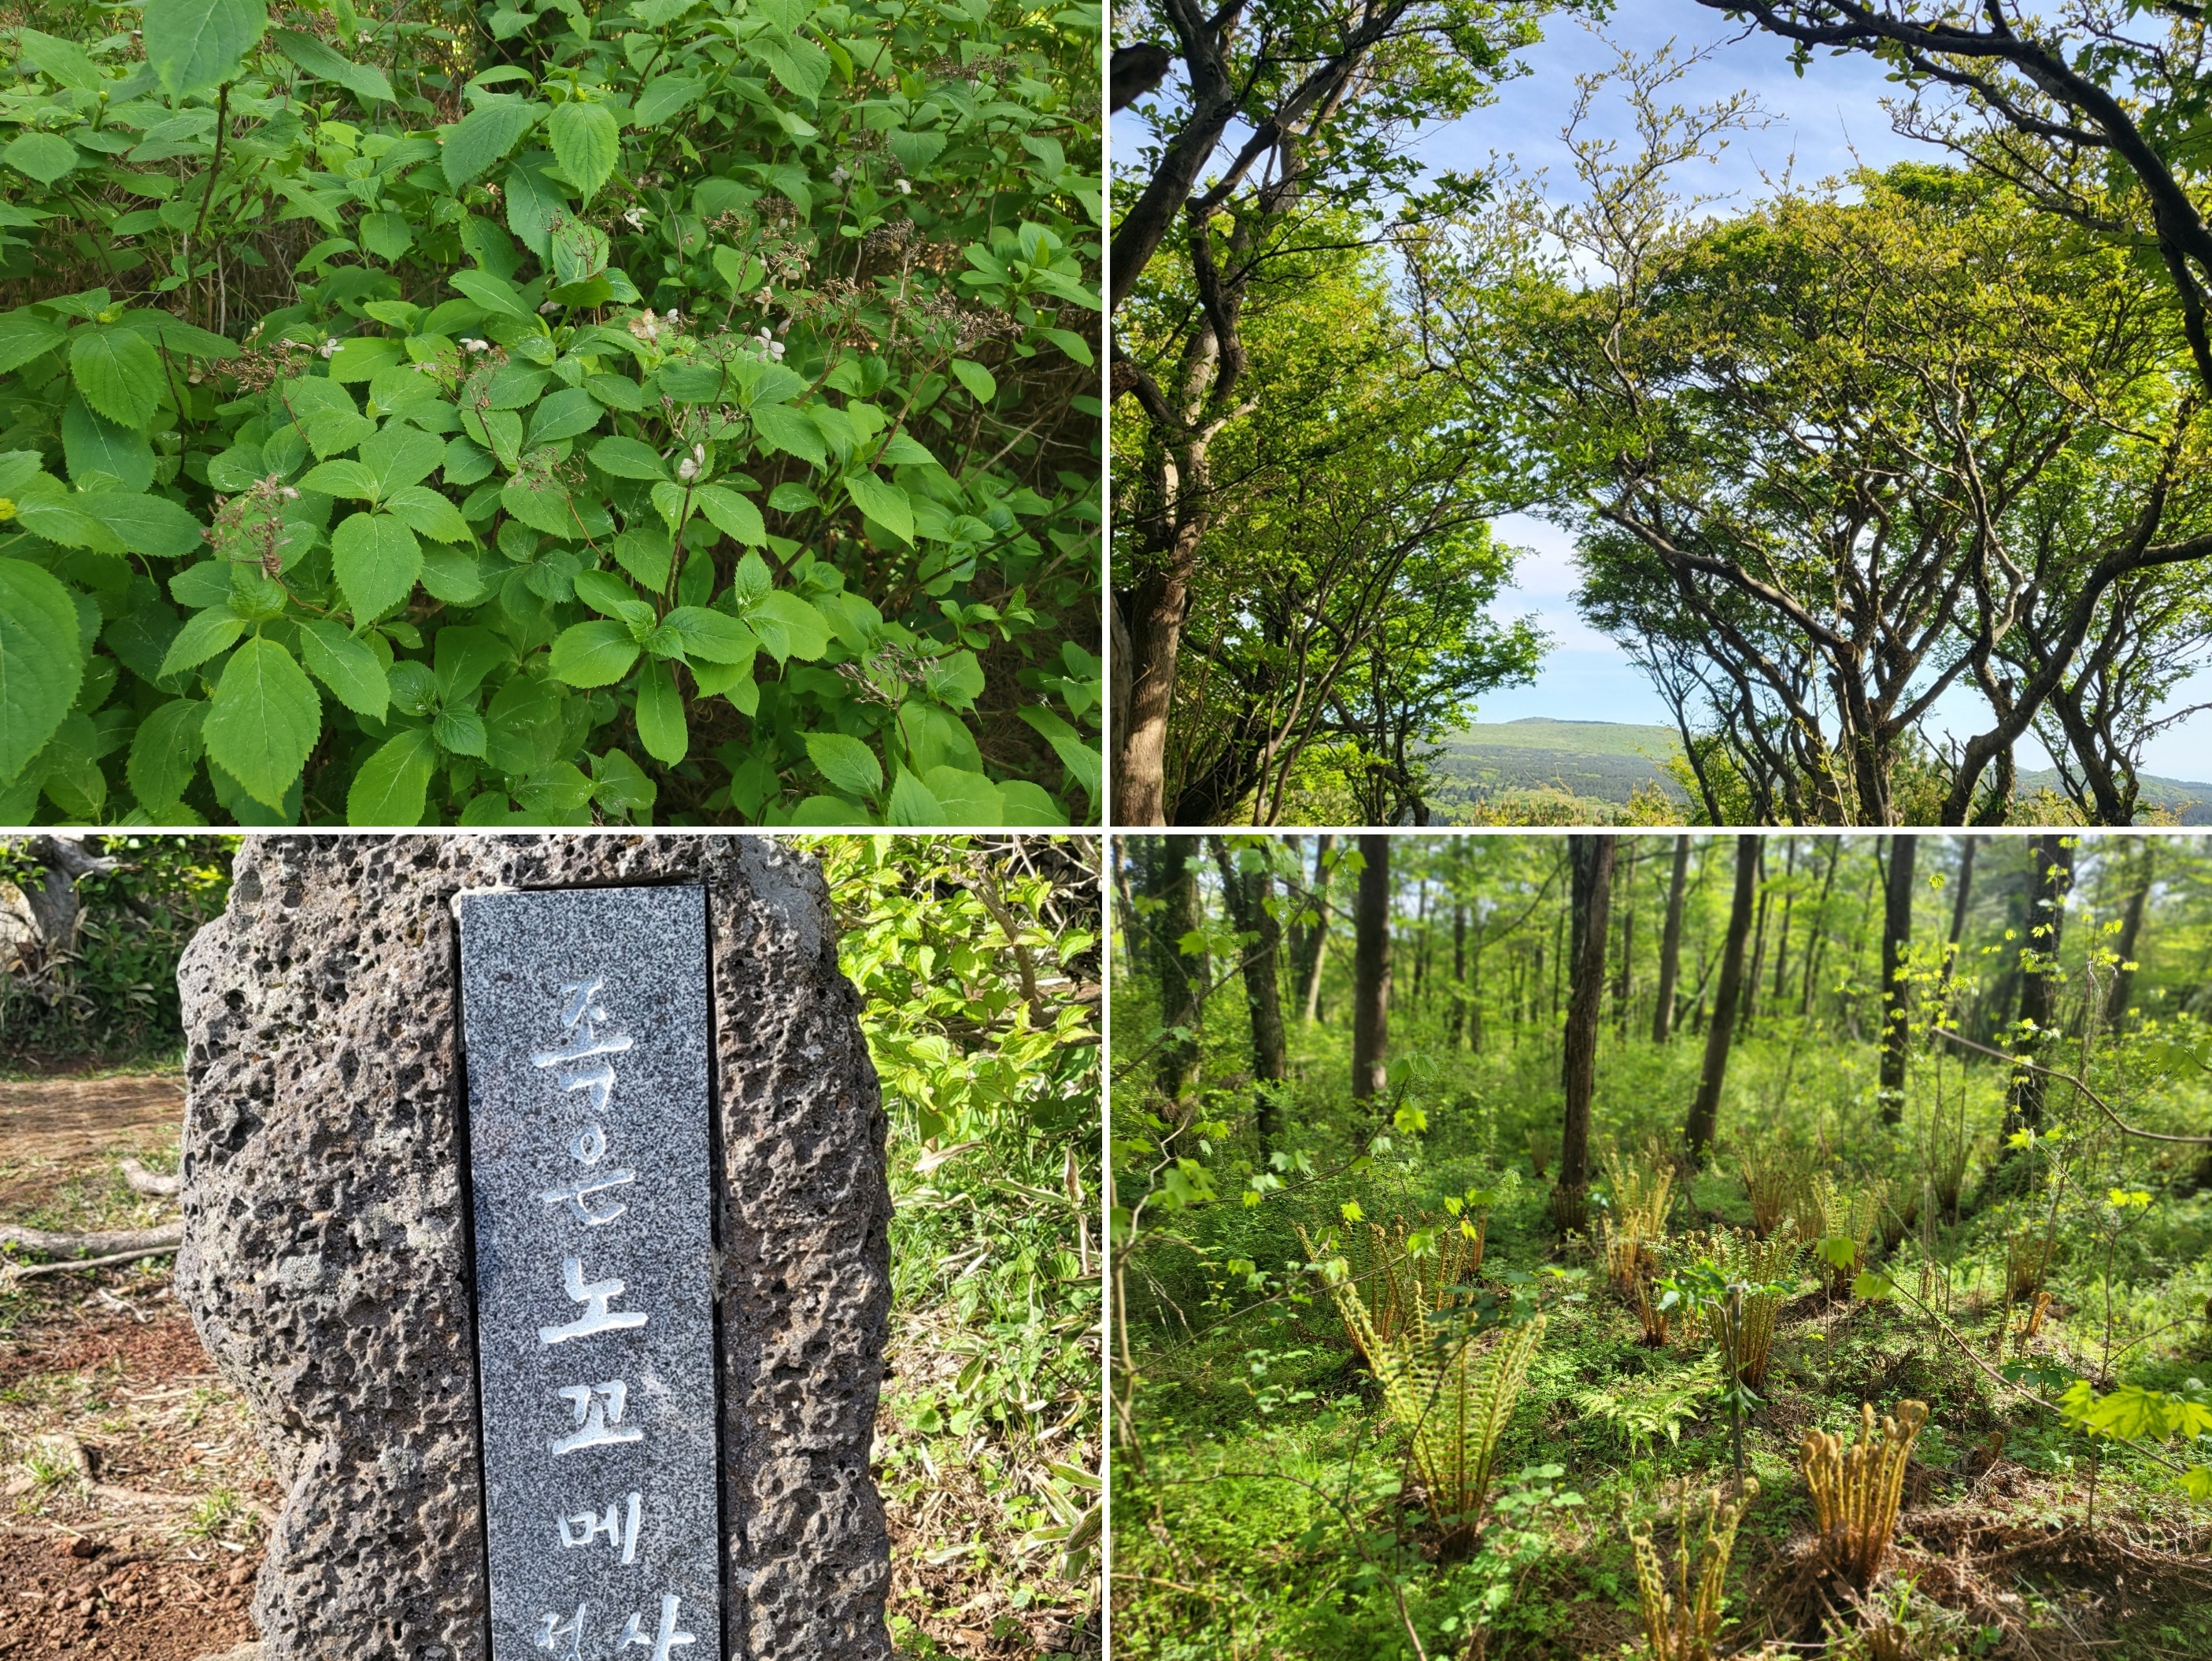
0, 1221, 184, 1257
120, 1159, 183, 1197
6, 1243, 181, 1281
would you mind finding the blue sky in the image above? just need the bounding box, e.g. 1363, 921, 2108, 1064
1112, 1, 2212, 782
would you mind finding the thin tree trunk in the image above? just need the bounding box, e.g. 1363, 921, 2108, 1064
1770, 837, 1797, 1009
1741, 852, 1770, 1033
1652, 834, 1690, 1044
1451, 901, 1467, 1048
1613, 842, 1638, 1034
2002, 834, 2075, 1138
1877, 834, 1918, 1125
1684, 836, 1759, 1165
1412, 878, 1432, 1011
1115, 575, 1188, 825
2104, 842, 2155, 1031
1559, 835, 1615, 1232
1800, 838, 1843, 1019
1935, 833, 1978, 1017
1300, 834, 1333, 1026
1352, 834, 1392, 1108
1210, 838, 1288, 1152
1470, 933, 1485, 1054
1145, 838, 1202, 1098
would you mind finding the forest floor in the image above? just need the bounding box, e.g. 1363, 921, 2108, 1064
1115, 1170, 2212, 1661
0, 1071, 1095, 1659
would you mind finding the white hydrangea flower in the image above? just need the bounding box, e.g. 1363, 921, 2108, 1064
319, 337, 339, 358
895, 179, 912, 195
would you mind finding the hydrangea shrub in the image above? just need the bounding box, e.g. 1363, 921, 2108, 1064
0, 0, 1101, 824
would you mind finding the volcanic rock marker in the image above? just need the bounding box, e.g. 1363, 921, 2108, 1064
176, 835, 892, 1661
459, 885, 721, 1659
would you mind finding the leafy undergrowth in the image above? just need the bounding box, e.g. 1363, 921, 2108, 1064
1115, 1172, 2212, 1661
0, 0, 1101, 827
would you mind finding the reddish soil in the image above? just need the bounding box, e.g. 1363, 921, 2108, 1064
0, 1078, 184, 1212
0, 1307, 209, 1395
0, 1529, 258, 1659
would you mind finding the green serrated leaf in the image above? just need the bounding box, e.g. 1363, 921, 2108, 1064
442, 101, 542, 191
331, 509, 424, 619
591, 435, 668, 481
3, 131, 77, 186
347, 725, 438, 825
125, 698, 206, 810
549, 99, 620, 203
887, 764, 944, 826
805, 731, 882, 801
298, 616, 390, 720
633, 656, 685, 764
549, 619, 643, 686
693, 483, 767, 546
143, 0, 269, 97
0, 559, 86, 782
70, 327, 165, 431
202, 635, 319, 809
157, 607, 246, 679
842, 471, 913, 542
269, 27, 394, 104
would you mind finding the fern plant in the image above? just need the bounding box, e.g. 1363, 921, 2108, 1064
1802, 1400, 1929, 1591
1683, 1226, 1802, 1386
1737, 1140, 1809, 1240
1629, 1476, 1759, 1661
1798, 1172, 1886, 1295
1600, 1137, 1675, 1297
1298, 1211, 1485, 1367
1318, 1264, 1546, 1551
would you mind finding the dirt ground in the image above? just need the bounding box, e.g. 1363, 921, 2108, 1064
0, 1073, 1097, 1660
0, 1073, 268, 1660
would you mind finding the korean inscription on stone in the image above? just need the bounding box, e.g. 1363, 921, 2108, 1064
459, 885, 723, 1660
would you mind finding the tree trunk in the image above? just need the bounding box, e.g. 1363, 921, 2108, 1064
1145, 838, 1203, 1098
1653, 835, 1690, 1044
1411, 879, 1432, 1010
1877, 834, 1918, 1125
1800, 838, 1843, 1020
1613, 842, 1638, 1034
1741, 856, 1770, 1034
1470, 934, 1485, 1054
1115, 572, 1189, 825
1210, 838, 1288, 1152
2002, 834, 2075, 1138
1451, 901, 1467, 1048
1298, 834, 1333, 1026
1558, 835, 1615, 1232
1770, 837, 1797, 1008
1935, 833, 1978, 1016
1684, 836, 1759, 1164
1351, 834, 1392, 1107
2104, 842, 2155, 1032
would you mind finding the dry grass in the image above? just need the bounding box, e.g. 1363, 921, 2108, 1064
879, 1306, 1099, 1657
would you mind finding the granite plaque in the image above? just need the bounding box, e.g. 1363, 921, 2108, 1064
459, 883, 723, 1661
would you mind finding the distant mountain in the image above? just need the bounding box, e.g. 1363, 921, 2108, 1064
1427, 719, 1688, 815
1426, 719, 2212, 823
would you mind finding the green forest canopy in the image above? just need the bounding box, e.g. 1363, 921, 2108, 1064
1111, 2, 2212, 827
